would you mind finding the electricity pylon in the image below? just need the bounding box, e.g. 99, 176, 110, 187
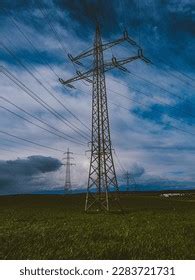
124, 171, 137, 192
59, 25, 150, 211
63, 148, 75, 193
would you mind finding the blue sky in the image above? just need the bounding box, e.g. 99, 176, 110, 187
0, 0, 194, 194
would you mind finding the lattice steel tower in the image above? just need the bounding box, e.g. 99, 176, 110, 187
59, 25, 150, 210
124, 171, 137, 192
63, 148, 75, 193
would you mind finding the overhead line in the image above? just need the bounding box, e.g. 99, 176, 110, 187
109, 88, 194, 124
4, 9, 60, 80
113, 149, 126, 173
0, 147, 17, 153
79, 86, 195, 136
126, 70, 195, 106
0, 96, 85, 144
0, 104, 86, 146
2, 14, 91, 132
0, 140, 42, 154
0, 130, 65, 153
0, 68, 88, 145
150, 56, 195, 89
122, 43, 194, 88
109, 76, 195, 118
108, 94, 195, 137
0, 43, 89, 140
75, 84, 194, 127
36, 0, 69, 58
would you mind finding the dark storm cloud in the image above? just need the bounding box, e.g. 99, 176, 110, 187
0, 156, 62, 194
53, 0, 121, 36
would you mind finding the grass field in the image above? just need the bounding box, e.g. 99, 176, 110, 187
0, 193, 195, 260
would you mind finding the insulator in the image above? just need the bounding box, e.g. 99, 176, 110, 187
123, 30, 128, 39
68, 53, 74, 61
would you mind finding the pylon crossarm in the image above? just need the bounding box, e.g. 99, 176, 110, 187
59, 54, 142, 86
59, 67, 94, 85
68, 31, 138, 64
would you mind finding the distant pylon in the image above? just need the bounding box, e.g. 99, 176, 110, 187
63, 148, 75, 193
124, 171, 137, 192
59, 24, 150, 210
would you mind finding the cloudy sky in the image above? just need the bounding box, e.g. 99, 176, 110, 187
0, 0, 194, 195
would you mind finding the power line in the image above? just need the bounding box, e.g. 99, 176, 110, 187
109, 88, 194, 124
150, 0, 195, 84
0, 68, 86, 143
113, 149, 126, 173
0, 130, 65, 153
121, 44, 194, 89
0, 43, 89, 140
36, 0, 79, 72
109, 76, 195, 118
126, 70, 195, 106
3, 13, 91, 133
0, 96, 85, 145
3, 8, 60, 80
0, 147, 18, 153
79, 86, 195, 136
0, 104, 86, 146
159, 58, 195, 83
0, 139, 43, 154
0, 65, 89, 142
151, 55, 195, 89
108, 95, 195, 137
36, 1, 69, 58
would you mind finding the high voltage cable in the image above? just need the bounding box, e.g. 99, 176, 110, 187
109, 76, 195, 117
125, 69, 195, 106
150, 55, 195, 89
0, 64, 89, 142
1, 13, 91, 133
2, 8, 60, 80
75, 84, 194, 128
110, 77, 195, 118
36, 1, 69, 57
0, 43, 89, 140
0, 96, 85, 144
78, 86, 195, 137
36, 0, 91, 78
121, 44, 194, 89
0, 137, 66, 156
0, 130, 65, 153
0, 147, 17, 153
0, 104, 86, 146
0, 67, 85, 142
0, 136, 47, 151
158, 58, 195, 83
150, 0, 195, 84
108, 88, 195, 131
108, 93, 195, 137
113, 149, 126, 173
0, 69, 88, 145
36, 0, 78, 71
109, 88, 194, 124
0, 140, 43, 154
136, 0, 194, 85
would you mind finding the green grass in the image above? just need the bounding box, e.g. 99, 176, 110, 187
0, 193, 195, 259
